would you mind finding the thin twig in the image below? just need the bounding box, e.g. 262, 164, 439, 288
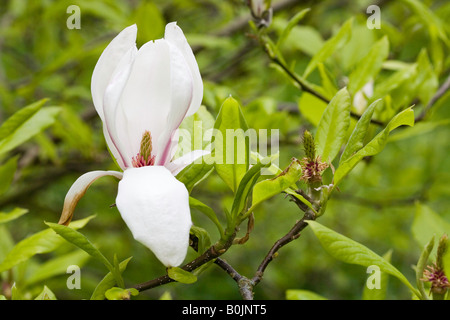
133, 229, 237, 292
252, 208, 315, 286
415, 73, 450, 122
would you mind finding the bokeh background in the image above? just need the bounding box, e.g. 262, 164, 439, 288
0, 0, 449, 300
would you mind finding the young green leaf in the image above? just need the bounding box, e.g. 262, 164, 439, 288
340, 99, 381, 163
334, 107, 414, 187
315, 87, 351, 162
0, 208, 28, 225
34, 286, 57, 300
0, 156, 19, 197
189, 197, 223, 237
411, 203, 450, 248
167, 267, 197, 284
303, 18, 353, 78
190, 225, 212, 255
176, 157, 214, 193
105, 287, 139, 300
277, 8, 311, 48
286, 289, 327, 300
213, 97, 250, 193
91, 257, 133, 300
45, 222, 124, 288
25, 250, 90, 287
0, 99, 61, 156
307, 220, 420, 298
0, 216, 94, 273
230, 161, 268, 220
348, 36, 389, 94
251, 159, 302, 210
415, 236, 435, 300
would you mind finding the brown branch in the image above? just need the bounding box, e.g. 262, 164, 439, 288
251, 208, 315, 286
269, 55, 386, 126
214, 258, 254, 300
415, 73, 450, 122
133, 228, 237, 292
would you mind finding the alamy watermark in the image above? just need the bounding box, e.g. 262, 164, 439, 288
367, 5, 381, 29
173, 123, 280, 175
66, 265, 81, 289
366, 265, 381, 290
67, 5, 81, 30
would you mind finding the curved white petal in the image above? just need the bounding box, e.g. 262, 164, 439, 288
156, 42, 194, 166
166, 149, 211, 176
119, 40, 172, 163
164, 22, 203, 117
115, 166, 192, 267
91, 24, 137, 121
103, 46, 137, 169
59, 171, 123, 225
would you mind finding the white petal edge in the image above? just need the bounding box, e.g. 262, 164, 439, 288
166, 149, 211, 176
115, 166, 192, 267
91, 24, 137, 121
164, 22, 203, 117
59, 170, 123, 225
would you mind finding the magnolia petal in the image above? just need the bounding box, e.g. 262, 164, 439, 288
103, 46, 138, 169
91, 24, 137, 121
115, 166, 192, 267
166, 149, 211, 176
119, 39, 172, 163
156, 42, 194, 166
59, 171, 123, 226
165, 22, 203, 117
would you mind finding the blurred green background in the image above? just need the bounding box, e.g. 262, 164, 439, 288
0, 0, 449, 300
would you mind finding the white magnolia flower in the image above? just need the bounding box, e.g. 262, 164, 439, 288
59, 22, 206, 267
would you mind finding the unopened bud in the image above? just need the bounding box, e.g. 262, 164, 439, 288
302, 130, 316, 161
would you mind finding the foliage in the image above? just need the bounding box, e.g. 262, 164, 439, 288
0, 0, 449, 300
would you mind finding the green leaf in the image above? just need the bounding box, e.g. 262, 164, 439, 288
167, 267, 197, 284
303, 18, 353, 78
213, 97, 250, 193
362, 250, 392, 300
176, 157, 214, 193
348, 36, 389, 94
315, 87, 351, 162
333, 107, 414, 187
415, 236, 435, 300
177, 105, 215, 156
90, 257, 133, 300
45, 222, 124, 288
230, 161, 268, 220
298, 92, 328, 127
411, 203, 450, 248
25, 250, 90, 287
0, 156, 18, 196
340, 99, 381, 163
189, 197, 223, 237
190, 225, 211, 255
0, 100, 61, 156
105, 287, 139, 300
0, 216, 94, 273
443, 248, 450, 291
276, 8, 311, 48
400, 0, 449, 46
307, 220, 420, 298
286, 289, 327, 300
0, 208, 28, 225
34, 286, 57, 300
10, 283, 23, 300
251, 159, 302, 210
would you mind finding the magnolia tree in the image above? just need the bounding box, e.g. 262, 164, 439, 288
0, 0, 449, 301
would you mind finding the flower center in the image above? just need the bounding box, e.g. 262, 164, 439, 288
132, 131, 155, 168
